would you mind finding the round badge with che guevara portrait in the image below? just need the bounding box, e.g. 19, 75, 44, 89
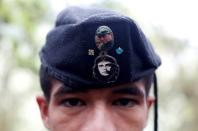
93, 54, 119, 83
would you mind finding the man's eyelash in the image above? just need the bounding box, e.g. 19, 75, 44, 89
112, 98, 139, 106
59, 98, 85, 105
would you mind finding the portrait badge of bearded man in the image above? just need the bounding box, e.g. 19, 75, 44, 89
95, 26, 114, 52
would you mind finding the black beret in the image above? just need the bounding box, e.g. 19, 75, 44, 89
40, 6, 161, 89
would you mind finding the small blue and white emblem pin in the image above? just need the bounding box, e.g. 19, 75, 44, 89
116, 47, 124, 55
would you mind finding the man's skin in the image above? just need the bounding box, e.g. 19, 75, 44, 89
37, 79, 154, 131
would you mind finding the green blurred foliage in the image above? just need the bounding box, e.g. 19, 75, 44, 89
0, 0, 197, 131
0, 0, 49, 73
0, 0, 50, 131
151, 27, 198, 131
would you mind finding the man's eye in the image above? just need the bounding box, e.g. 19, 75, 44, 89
112, 98, 137, 107
60, 98, 85, 107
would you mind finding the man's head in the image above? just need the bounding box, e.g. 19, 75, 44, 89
37, 69, 154, 131
37, 6, 161, 131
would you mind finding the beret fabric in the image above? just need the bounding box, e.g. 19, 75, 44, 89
40, 6, 161, 89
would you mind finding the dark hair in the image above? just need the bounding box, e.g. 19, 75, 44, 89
144, 73, 154, 96
39, 65, 53, 101
39, 65, 154, 100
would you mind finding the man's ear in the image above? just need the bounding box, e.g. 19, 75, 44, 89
36, 95, 50, 129
144, 96, 155, 127
147, 96, 155, 111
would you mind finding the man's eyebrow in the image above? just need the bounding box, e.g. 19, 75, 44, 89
54, 85, 88, 98
112, 87, 145, 97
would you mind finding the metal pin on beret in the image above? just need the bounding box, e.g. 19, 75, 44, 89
93, 25, 119, 83
40, 6, 161, 89
95, 25, 114, 52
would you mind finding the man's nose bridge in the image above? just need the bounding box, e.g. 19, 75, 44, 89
93, 103, 109, 121
83, 103, 117, 131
